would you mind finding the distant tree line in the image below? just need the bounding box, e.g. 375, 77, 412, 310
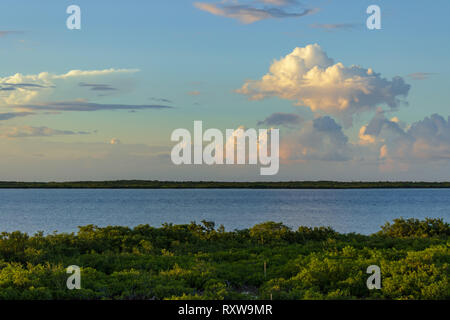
1, 180, 450, 189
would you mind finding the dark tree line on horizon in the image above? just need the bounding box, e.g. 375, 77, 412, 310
1, 180, 450, 189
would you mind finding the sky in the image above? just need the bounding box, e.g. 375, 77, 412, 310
0, 0, 449, 181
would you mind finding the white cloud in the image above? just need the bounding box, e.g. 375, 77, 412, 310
53, 68, 139, 80
237, 44, 410, 126
0, 68, 139, 106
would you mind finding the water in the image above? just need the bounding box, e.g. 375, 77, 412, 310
0, 189, 448, 235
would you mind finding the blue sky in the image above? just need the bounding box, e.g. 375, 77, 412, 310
0, 0, 449, 181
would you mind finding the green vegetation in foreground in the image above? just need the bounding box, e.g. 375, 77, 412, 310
1, 180, 450, 189
0, 218, 448, 300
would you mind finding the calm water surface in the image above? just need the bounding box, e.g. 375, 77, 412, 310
0, 189, 448, 235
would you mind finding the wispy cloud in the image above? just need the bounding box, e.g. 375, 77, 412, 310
149, 97, 173, 103
3, 126, 91, 138
53, 69, 139, 80
0, 112, 35, 121
194, 1, 318, 24
407, 72, 436, 80
0, 68, 139, 106
310, 23, 359, 31
0, 87, 17, 91
79, 82, 118, 91
12, 101, 173, 112
0, 31, 23, 37
0, 83, 51, 91
258, 0, 298, 5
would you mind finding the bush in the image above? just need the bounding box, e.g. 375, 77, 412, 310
378, 218, 450, 238
0, 218, 447, 300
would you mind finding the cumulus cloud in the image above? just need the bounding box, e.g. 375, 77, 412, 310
281, 116, 352, 162
274, 109, 450, 169
363, 111, 408, 139
194, 0, 317, 24
237, 44, 411, 126
270, 109, 450, 175
359, 112, 450, 166
3, 126, 91, 138
407, 115, 450, 160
